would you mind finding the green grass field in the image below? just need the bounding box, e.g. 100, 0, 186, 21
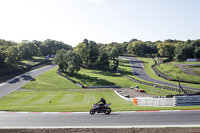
0, 89, 135, 112
22, 67, 79, 90
18, 56, 46, 67
0, 57, 200, 112
1, 89, 200, 112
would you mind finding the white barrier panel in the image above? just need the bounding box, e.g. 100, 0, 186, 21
136, 97, 174, 106
174, 95, 200, 106
114, 90, 133, 102
187, 58, 197, 61
114, 90, 200, 106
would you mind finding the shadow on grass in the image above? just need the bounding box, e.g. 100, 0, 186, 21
163, 58, 173, 63
92, 71, 121, 77
118, 68, 133, 76
139, 60, 148, 64
66, 73, 116, 86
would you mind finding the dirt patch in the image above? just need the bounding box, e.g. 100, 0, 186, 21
175, 64, 200, 77
1, 127, 200, 133
114, 88, 156, 98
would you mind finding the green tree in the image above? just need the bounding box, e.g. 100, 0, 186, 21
53, 49, 67, 72
65, 51, 82, 73
40, 39, 72, 56
53, 49, 82, 73
127, 41, 147, 56
4, 46, 18, 67
157, 42, 175, 59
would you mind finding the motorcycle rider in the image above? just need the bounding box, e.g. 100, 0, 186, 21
96, 97, 106, 110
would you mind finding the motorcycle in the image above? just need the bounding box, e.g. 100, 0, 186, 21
90, 103, 111, 115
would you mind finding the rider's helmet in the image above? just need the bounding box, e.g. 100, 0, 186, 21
100, 97, 104, 100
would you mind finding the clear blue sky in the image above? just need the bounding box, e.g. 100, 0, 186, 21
0, 0, 200, 46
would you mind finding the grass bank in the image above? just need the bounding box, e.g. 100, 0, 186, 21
138, 57, 200, 89
22, 67, 79, 90
1, 89, 200, 112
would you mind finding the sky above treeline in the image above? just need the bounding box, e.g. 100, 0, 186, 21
0, 0, 200, 46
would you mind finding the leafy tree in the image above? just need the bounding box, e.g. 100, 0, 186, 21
65, 51, 82, 73
53, 49, 67, 72
74, 42, 89, 65
4, 46, 18, 67
53, 49, 82, 73
98, 51, 110, 67
88, 41, 99, 65
75, 39, 100, 66
175, 44, 195, 61
194, 46, 200, 58
127, 41, 147, 56
19, 42, 38, 59
40, 39, 72, 56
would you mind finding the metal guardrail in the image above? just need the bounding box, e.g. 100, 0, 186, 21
174, 95, 200, 106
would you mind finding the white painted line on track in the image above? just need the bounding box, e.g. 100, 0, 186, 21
159, 110, 182, 112
1, 125, 200, 129
0, 110, 200, 114
0, 83, 7, 87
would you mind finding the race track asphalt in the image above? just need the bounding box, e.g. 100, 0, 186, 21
0, 64, 57, 98
0, 111, 200, 127
119, 56, 199, 91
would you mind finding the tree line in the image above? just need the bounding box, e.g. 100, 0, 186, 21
53, 39, 124, 73
126, 39, 200, 61
0, 39, 72, 69
1, 38, 200, 74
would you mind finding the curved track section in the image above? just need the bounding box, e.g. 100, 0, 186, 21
0, 64, 57, 98
119, 56, 199, 91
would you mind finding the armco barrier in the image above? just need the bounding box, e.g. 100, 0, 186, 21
114, 89, 200, 106
136, 97, 174, 106
174, 95, 200, 106
134, 96, 200, 106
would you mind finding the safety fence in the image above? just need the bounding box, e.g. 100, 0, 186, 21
115, 90, 200, 106
174, 95, 200, 106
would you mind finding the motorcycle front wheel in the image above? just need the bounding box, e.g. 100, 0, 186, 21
90, 108, 96, 115
105, 107, 111, 115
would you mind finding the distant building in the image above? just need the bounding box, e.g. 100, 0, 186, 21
186, 58, 200, 61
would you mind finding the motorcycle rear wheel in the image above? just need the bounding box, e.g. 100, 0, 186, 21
90, 108, 96, 115
105, 107, 111, 115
